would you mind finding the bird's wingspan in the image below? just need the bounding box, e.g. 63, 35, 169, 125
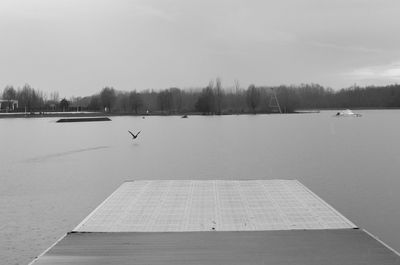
128, 130, 134, 137
135, 131, 141, 137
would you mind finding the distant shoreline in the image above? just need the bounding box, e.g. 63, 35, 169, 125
0, 108, 398, 119
0, 112, 109, 119
0, 111, 295, 119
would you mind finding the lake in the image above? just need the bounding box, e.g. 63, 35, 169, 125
1, 110, 400, 265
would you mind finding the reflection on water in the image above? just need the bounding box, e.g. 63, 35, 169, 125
1, 111, 400, 265
22, 146, 110, 163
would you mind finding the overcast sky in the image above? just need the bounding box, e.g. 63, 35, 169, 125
1, 0, 400, 97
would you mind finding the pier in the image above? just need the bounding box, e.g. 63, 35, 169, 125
29, 180, 400, 264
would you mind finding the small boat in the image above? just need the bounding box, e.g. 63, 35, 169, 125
334, 109, 362, 117
181, 115, 188, 118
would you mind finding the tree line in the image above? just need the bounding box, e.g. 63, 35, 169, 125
2, 81, 400, 114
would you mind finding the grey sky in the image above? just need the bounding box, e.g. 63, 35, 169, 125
1, 0, 400, 98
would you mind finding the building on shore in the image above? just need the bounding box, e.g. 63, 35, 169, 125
0, 99, 18, 111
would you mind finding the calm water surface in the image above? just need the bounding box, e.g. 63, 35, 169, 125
1, 110, 400, 264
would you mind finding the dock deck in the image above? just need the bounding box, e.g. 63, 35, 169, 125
74, 180, 356, 232
30, 180, 400, 265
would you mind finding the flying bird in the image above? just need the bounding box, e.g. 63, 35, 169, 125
128, 130, 141, 139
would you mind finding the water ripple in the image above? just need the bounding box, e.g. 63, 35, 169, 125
22, 146, 110, 163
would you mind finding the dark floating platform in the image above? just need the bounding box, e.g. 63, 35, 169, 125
56, 117, 111, 123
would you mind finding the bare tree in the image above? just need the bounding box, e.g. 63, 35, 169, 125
50, 91, 59, 102
88, 95, 101, 111
233, 79, 242, 112
2, 86, 17, 111
195, 86, 215, 114
129, 90, 143, 114
208, 79, 214, 90
169, 87, 182, 113
214, 77, 223, 114
100, 87, 116, 112
234, 80, 240, 95
246, 84, 260, 113
17, 84, 40, 112
2, 85, 16, 100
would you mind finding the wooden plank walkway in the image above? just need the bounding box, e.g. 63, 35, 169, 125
32, 230, 400, 265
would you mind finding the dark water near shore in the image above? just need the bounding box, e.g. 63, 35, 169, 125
1, 110, 400, 264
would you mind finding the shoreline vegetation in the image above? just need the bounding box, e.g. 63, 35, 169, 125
1, 107, 400, 119
1, 80, 400, 117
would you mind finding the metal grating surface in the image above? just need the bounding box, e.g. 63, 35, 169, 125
74, 180, 357, 232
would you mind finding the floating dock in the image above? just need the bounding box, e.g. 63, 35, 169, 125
56, 117, 111, 122
30, 180, 400, 265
